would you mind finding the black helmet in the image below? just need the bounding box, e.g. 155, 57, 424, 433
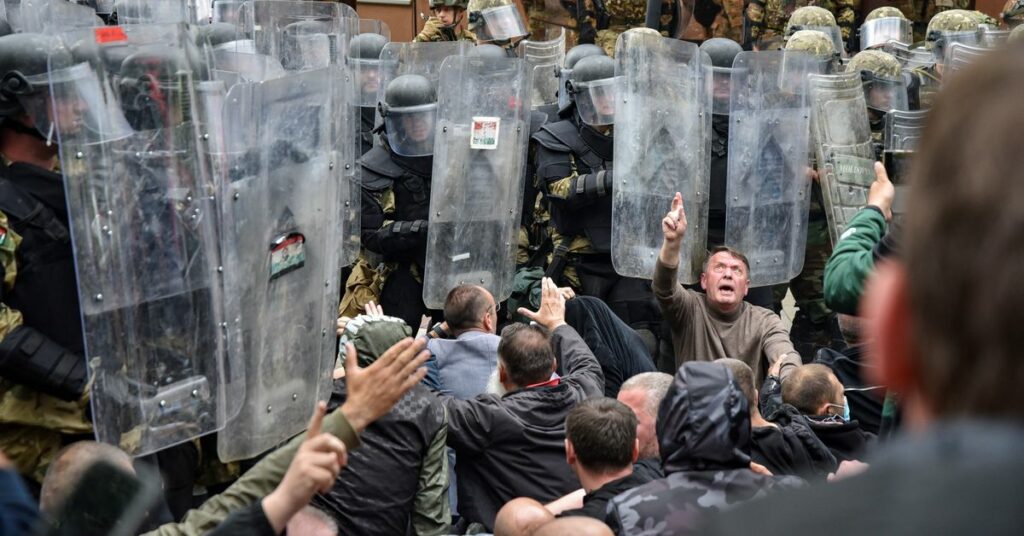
118, 48, 193, 131
380, 74, 437, 157
0, 33, 76, 139
470, 43, 508, 60
699, 38, 742, 69
348, 32, 387, 60
564, 43, 605, 70
568, 55, 615, 126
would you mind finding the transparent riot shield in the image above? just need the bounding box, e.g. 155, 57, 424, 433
250, 0, 358, 72
611, 32, 711, 284
724, 51, 821, 287
518, 27, 565, 113
859, 17, 912, 50
980, 27, 1010, 47
210, 49, 287, 84
883, 109, 928, 152
332, 65, 362, 268
213, 0, 247, 25
884, 41, 934, 69
214, 68, 341, 461
48, 24, 236, 456
114, 0, 189, 24
376, 41, 473, 139
809, 70, 876, 246
359, 18, 391, 41
422, 55, 532, 309
18, 0, 101, 33
944, 41, 991, 78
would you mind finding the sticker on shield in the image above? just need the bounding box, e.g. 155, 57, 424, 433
269, 232, 306, 280
470, 117, 500, 150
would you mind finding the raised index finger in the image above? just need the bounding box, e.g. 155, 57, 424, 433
307, 400, 327, 438
670, 192, 683, 212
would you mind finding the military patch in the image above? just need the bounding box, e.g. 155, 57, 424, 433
269, 232, 306, 280
470, 116, 500, 149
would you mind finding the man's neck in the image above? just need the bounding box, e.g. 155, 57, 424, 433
709, 300, 742, 317
751, 410, 777, 429
1, 130, 57, 170
451, 326, 487, 338
577, 465, 633, 494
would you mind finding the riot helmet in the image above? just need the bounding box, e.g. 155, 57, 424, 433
785, 6, 844, 56
784, 29, 840, 74
467, 0, 528, 44
118, 47, 194, 132
567, 54, 615, 127
845, 50, 908, 129
860, 7, 912, 50
700, 37, 742, 116
925, 10, 981, 62
430, 0, 469, 30
1010, 23, 1024, 41
348, 33, 387, 107
0, 32, 79, 141
558, 43, 605, 112
471, 43, 509, 60
379, 74, 437, 157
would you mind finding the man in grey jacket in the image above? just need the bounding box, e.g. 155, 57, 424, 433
437, 277, 605, 531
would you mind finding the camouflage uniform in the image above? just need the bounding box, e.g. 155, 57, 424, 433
846, 49, 903, 145
1002, 0, 1024, 28
522, 0, 598, 47
605, 362, 806, 534
0, 210, 92, 483
711, 0, 747, 41
745, 1, 856, 51
414, 15, 478, 42
910, 9, 977, 109
594, 0, 676, 56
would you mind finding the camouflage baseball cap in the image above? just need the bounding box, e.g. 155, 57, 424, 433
784, 29, 837, 57
865, 6, 907, 22
1002, 0, 1024, 27
785, 6, 837, 36
339, 315, 413, 368
430, 0, 469, 9
846, 49, 902, 80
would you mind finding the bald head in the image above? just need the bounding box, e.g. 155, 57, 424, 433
533, 517, 614, 536
40, 441, 134, 514
494, 497, 555, 536
783, 363, 844, 416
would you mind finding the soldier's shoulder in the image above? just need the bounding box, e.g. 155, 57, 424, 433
533, 119, 579, 150
359, 147, 403, 188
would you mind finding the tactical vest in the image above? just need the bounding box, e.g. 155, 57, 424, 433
0, 163, 83, 353
532, 119, 614, 252
359, 146, 433, 264
359, 107, 376, 156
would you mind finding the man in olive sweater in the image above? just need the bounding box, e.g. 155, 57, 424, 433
654, 193, 802, 385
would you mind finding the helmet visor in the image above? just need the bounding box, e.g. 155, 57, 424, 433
38, 63, 133, 144
350, 58, 382, 107
281, 32, 333, 72
860, 18, 912, 50
574, 77, 616, 126
476, 5, 527, 42
709, 65, 733, 115
384, 103, 437, 156
861, 74, 909, 112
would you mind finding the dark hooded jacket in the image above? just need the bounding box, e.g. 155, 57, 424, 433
605, 362, 805, 535
752, 404, 838, 481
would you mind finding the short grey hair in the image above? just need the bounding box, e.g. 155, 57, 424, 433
619, 372, 673, 416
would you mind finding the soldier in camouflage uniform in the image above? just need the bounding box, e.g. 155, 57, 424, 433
710, 0, 747, 42
0, 33, 93, 484
745, 1, 856, 51
521, 0, 599, 48
1002, 0, 1024, 28
909, 9, 978, 109
594, 0, 677, 56
414, 0, 478, 43
777, 29, 840, 360
845, 49, 906, 150
605, 362, 806, 533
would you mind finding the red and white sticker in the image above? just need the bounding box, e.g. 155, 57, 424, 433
470, 117, 500, 150
95, 26, 128, 44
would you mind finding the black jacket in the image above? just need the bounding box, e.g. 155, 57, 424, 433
442, 324, 604, 530
752, 404, 837, 481
558, 469, 657, 521
606, 362, 805, 535
807, 417, 875, 463
563, 296, 655, 397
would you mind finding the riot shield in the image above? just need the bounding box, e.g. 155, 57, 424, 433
980, 27, 1010, 47
883, 109, 928, 152
332, 64, 362, 268
611, 32, 711, 284
422, 55, 532, 309
359, 18, 391, 41
114, 0, 189, 24
214, 68, 341, 461
883, 41, 934, 69
250, 0, 358, 72
375, 41, 473, 140
724, 51, 821, 286
518, 27, 565, 113
48, 24, 236, 456
944, 41, 991, 78
211, 49, 287, 84
809, 70, 876, 246
17, 0, 101, 33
